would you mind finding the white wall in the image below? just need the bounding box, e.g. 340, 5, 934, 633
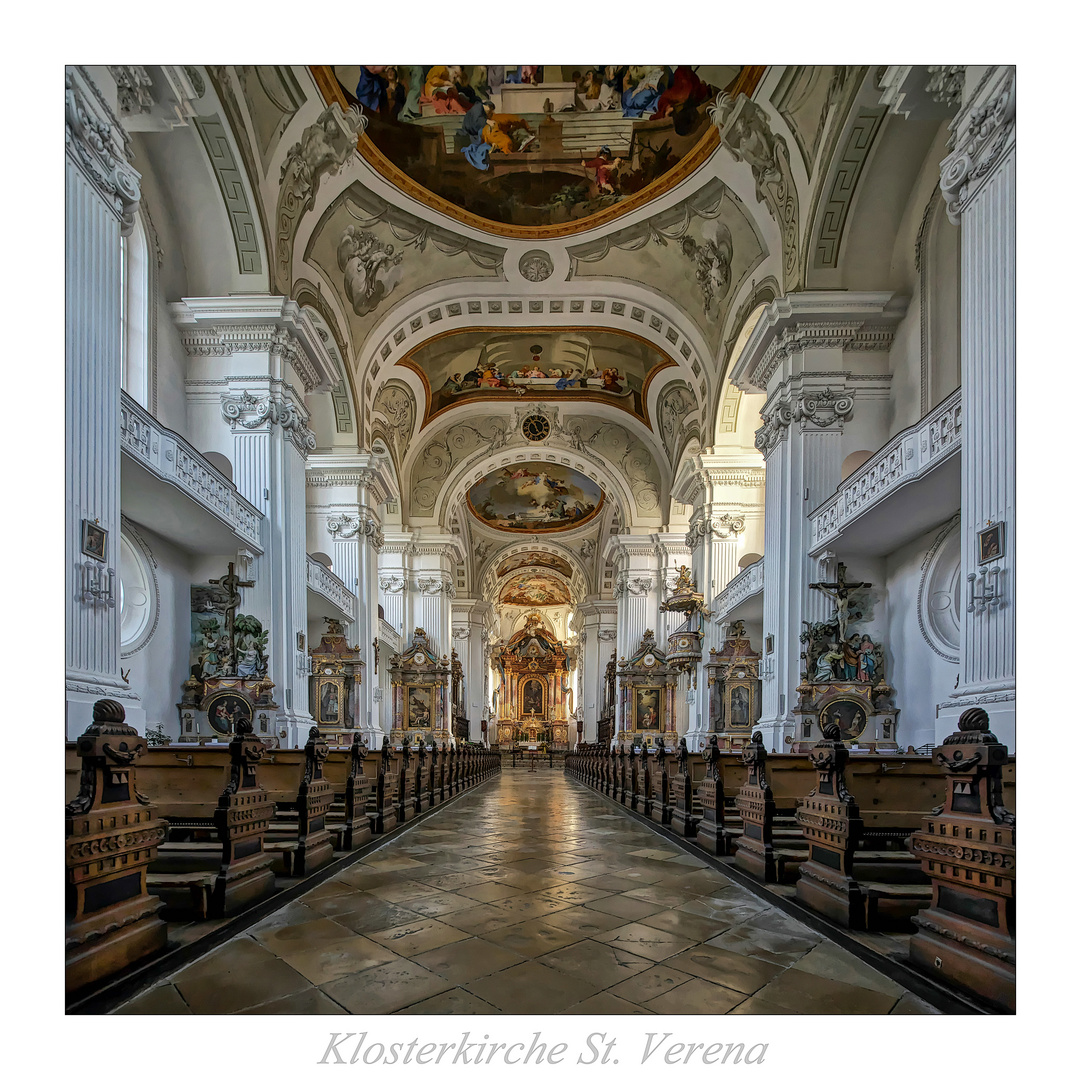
120, 525, 197, 739
883, 522, 960, 751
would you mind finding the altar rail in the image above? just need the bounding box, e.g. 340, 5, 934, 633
809, 388, 962, 553
307, 556, 356, 620
119, 391, 263, 550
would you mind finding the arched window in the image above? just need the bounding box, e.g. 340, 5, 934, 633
121, 213, 150, 407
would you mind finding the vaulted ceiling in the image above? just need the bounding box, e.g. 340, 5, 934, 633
133, 63, 958, 604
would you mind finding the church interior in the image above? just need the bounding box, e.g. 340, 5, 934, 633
61, 60, 1018, 1025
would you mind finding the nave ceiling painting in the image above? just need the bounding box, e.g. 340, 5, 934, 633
316, 65, 759, 235
466, 462, 605, 534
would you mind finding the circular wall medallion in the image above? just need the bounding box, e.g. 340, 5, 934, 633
643, 653, 656, 667
414, 652, 426, 664
522, 414, 551, 442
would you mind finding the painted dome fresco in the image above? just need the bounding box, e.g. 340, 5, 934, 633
467, 463, 604, 533
312, 65, 760, 235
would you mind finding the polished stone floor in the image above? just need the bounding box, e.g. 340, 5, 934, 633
114, 771, 938, 1015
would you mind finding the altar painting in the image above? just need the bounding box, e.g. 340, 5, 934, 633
406, 685, 435, 729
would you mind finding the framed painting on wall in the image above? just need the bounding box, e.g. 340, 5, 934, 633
633, 685, 663, 731
406, 685, 435, 729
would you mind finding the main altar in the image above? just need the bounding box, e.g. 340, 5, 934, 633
493, 612, 571, 750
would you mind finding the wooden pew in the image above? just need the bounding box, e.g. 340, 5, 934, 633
695, 737, 726, 854
907, 709, 1016, 1011
793, 728, 944, 929
66, 700, 168, 996
671, 738, 703, 838
209, 719, 277, 914
326, 740, 374, 851
649, 743, 676, 826
273, 727, 336, 877
370, 738, 400, 834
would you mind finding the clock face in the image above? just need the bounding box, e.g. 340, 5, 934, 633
414, 653, 426, 664
323, 666, 333, 675
643, 653, 656, 667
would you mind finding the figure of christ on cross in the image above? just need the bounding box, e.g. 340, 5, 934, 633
209, 562, 255, 676
809, 562, 872, 643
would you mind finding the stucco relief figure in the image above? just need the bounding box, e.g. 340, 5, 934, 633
337, 226, 403, 316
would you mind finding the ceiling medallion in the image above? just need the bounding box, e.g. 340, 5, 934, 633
522, 414, 551, 442
519, 250, 553, 282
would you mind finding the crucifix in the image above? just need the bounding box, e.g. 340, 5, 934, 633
210, 561, 254, 675
809, 562, 872, 643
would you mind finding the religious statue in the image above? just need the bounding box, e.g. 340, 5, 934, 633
809, 562, 871, 645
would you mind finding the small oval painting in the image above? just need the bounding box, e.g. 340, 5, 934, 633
467, 463, 604, 533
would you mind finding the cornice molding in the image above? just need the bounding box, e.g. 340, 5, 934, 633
170, 296, 339, 391
730, 292, 907, 394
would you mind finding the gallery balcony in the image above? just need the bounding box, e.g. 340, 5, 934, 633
307, 555, 356, 625
120, 391, 264, 554
712, 557, 765, 624
808, 388, 962, 558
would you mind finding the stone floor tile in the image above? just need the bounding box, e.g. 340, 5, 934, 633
585, 894, 665, 922
330, 901, 433, 935
174, 956, 313, 1014
112, 982, 192, 1014
747, 967, 900, 1014
891, 991, 942, 1015
538, 939, 654, 990
457, 881, 524, 903
647, 979, 747, 1014
365, 917, 473, 958
281, 935, 401, 984
790, 942, 909, 997
607, 964, 695, 1004
321, 957, 454, 1013
561, 992, 654, 1014
666, 944, 786, 995
395, 987, 502, 1014
595, 922, 696, 963
250, 916, 357, 957
465, 959, 596, 1013
410, 937, 524, 982
236, 987, 349, 1014
480, 917, 587, 958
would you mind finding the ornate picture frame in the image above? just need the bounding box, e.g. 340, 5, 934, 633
81, 519, 107, 562
978, 521, 1005, 564
203, 690, 254, 735
405, 684, 435, 729
633, 684, 664, 731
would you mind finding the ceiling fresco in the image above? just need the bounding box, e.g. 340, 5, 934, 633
467, 462, 604, 534
312, 66, 764, 236
498, 575, 573, 606
496, 550, 574, 579
401, 328, 674, 429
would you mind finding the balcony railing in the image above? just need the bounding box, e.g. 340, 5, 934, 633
713, 557, 765, 621
307, 556, 355, 620
120, 391, 263, 550
809, 388, 962, 553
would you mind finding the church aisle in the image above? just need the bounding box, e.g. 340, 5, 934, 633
114, 771, 938, 1015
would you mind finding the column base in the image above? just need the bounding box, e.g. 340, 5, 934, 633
66, 679, 142, 739
753, 717, 796, 753
936, 689, 1015, 750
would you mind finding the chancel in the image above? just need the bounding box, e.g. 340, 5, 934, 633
64, 63, 1015, 1017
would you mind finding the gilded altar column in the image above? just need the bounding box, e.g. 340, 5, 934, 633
731, 294, 903, 751
936, 67, 1016, 748
65, 67, 144, 736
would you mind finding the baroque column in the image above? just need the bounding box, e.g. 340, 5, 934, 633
173, 296, 339, 748
604, 535, 664, 663
936, 66, 1016, 747
306, 453, 392, 744
731, 294, 902, 750
66, 66, 144, 735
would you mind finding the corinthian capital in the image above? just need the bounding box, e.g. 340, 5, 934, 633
939, 66, 1015, 225
65, 68, 142, 233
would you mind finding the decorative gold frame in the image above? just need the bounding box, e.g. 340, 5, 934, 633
315, 677, 345, 728
404, 683, 436, 730
632, 684, 665, 732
